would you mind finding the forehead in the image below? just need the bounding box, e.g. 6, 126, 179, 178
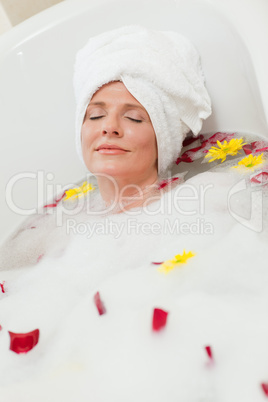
89, 81, 146, 111
92, 81, 132, 98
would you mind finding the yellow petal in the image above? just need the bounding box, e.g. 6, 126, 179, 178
64, 182, 95, 200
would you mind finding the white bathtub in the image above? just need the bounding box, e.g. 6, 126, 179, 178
0, 0, 267, 244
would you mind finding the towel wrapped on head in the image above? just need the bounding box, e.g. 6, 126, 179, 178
73, 25, 212, 176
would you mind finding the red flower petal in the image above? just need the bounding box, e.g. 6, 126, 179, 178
243, 144, 254, 155
152, 308, 168, 331
152, 262, 164, 265
176, 153, 194, 165
204, 132, 234, 145
176, 132, 235, 165
94, 292, 106, 315
255, 147, 268, 153
261, 383, 268, 397
55, 191, 66, 203
205, 345, 213, 360
182, 135, 201, 147
158, 177, 179, 189
0, 282, 5, 293
43, 203, 57, 208
251, 172, 268, 184
9, 329, 40, 354
242, 141, 258, 155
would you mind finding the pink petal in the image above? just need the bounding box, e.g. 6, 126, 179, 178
261, 383, 268, 397
37, 254, 44, 263
152, 262, 164, 265
9, 329, 40, 354
0, 325, 2, 331
205, 345, 213, 360
0, 282, 6, 293
94, 292, 106, 315
152, 308, 168, 331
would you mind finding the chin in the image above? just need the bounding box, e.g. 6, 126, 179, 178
90, 163, 130, 179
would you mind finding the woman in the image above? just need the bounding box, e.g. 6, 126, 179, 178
80, 80, 159, 210
0, 24, 212, 268
0, 25, 268, 402
73, 24, 211, 212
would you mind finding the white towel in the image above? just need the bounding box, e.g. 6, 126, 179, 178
73, 25, 212, 176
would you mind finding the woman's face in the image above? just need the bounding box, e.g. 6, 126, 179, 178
81, 81, 158, 184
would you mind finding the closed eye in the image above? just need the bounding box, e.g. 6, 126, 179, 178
89, 116, 104, 120
89, 116, 142, 123
127, 117, 142, 123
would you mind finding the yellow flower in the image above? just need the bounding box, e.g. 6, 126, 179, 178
64, 181, 95, 200
233, 153, 264, 171
158, 250, 195, 274
205, 138, 247, 163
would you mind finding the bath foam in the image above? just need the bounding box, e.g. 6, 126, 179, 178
0, 134, 267, 401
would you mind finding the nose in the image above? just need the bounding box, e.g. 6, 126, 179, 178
101, 114, 122, 137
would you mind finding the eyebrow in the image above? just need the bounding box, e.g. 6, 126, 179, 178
88, 101, 146, 111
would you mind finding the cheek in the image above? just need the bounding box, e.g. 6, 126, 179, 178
81, 125, 95, 151
138, 131, 157, 160
81, 126, 95, 167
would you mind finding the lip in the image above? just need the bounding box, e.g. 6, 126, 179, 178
96, 144, 129, 151
95, 144, 130, 155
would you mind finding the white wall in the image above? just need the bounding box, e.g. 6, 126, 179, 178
0, 0, 63, 35
1, 0, 267, 105
0, 2, 12, 35
209, 0, 268, 118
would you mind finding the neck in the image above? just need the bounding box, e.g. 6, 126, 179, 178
96, 173, 160, 212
